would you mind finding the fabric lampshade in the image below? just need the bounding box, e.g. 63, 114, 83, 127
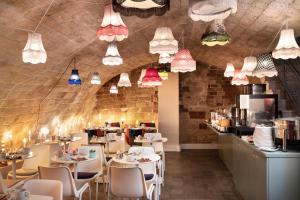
142, 68, 162, 87
102, 43, 123, 66
272, 28, 300, 60
97, 4, 128, 42
117, 73, 132, 87
22, 32, 47, 64
201, 19, 231, 46
224, 63, 235, 77
149, 27, 178, 54
231, 70, 249, 85
68, 69, 81, 85
253, 54, 278, 78
171, 49, 196, 73
91, 72, 101, 85
159, 53, 172, 64
138, 69, 146, 87
241, 56, 257, 76
110, 84, 118, 94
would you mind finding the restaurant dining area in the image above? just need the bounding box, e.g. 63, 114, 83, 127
1, 0, 300, 200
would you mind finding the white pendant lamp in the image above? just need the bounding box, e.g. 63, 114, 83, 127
272, 28, 300, 59
149, 27, 178, 55
110, 84, 118, 94
117, 73, 132, 87
171, 49, 196, 73
22, 32, 47, 64
253, 54, 278, 78
159, 53, 172, 64
240, 56, 257, 76
224, 63, 235, 77
138, 69, 146, 87
102, 43, 123, 66
231, 70, 249, 86
91, 72, 101, 85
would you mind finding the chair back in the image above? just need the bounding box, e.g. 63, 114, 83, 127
77, 145, 103, 172
23, 144, 50, 169
69, 132, 88, 150
0, 173, 8, 194
23, 179, 63, 200
109, 166, 146, 198
38, 166, 76, 198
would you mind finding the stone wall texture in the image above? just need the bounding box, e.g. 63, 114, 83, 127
179, 64, 240, 144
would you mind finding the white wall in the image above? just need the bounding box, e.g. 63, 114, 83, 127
158, 73, 180, 152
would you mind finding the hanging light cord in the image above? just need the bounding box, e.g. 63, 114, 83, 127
34, 0, 55, 32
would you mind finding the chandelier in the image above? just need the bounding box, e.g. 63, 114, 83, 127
110, 84, 119, 94
253, 54, 278, 78
97, 4, 128, 42
189, 0, 237, 22
138, 69, 147, 87
240, 56, 257, 76
142, 68, 162, 87
201, 19, 231, 46
231, 70, 249, 86
68, 58, 81, 85
171, 49, 196, 73
112, 0, 170, 18
102, 43, 123, 66
117, 73, 132, 87
272, 28, 300, 60
149, 27, 178, 55
159, 53, 172, 64
224, 63, 235, 77
22, 33, 47, 64
91, 72, 101, 85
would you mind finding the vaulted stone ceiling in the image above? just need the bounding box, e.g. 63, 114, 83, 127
0, 0, 300, 138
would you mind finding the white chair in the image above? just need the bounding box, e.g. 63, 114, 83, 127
7, 144, 51, 179
0, 173, 23, 195
68, 132, 89, 150
77, 145, 104, 200
108, 166, 155, 200
38, 166, 91, 200
23, 179, 63, 200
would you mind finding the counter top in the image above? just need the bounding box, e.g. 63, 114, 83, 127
208, 124, 300, 158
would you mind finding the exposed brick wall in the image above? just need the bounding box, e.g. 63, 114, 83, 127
179, 64, 240, 144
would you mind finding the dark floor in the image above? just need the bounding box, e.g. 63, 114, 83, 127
85, 150, 243, 200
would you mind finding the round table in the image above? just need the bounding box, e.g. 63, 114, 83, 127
51, 155, 95, 180
58, 137, 82, 152
112, 153, 161, 165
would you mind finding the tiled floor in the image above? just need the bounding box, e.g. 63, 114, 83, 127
85, 150, 243, 200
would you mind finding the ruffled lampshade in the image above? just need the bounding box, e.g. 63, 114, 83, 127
253, 54, 278, 78
91, 72, 101, 85
97, 4, 128, 42
149, 27, 178, 54
240, 56, 257, 76
102, 43, 123, 66
110, 84, 118, 94
224, 63, 235, 77
272, 28, 300, 59
189, 0, 237, 22
171, 49, 196, 73
137, 69, 146, 87
231, 70, 249, 85
68, 69, 81, 85
142, 68, 162, 87
117, 73, 132, 87
201, 19, 231, 46
22, 32, 47, 64
112, 0, 170, 18
158, 69, 168, 80
159, 53, 172, 64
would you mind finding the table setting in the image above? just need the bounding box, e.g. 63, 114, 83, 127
112, 151, 160, 165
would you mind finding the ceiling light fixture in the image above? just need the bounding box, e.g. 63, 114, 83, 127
224, 63, 235, 77
201, 19, 231, 46
91, 72, 101, 85
68, 58, 81, 85
149, 27, 178, 55
102, 43, 123, 66
142, 68, 162, 87
231, 69, 249, 85
253, 54, 278, 78
117, 73, 132, 87
23, 33, 47, 64
110, 84, 119, 94
171, 49, 196, 73
240, 56, 257, 76
138, 69, 147, 87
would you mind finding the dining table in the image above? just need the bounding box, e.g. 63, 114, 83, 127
112, 153, 161, 165
134, 137, 168, 145
89, 136, 120, 155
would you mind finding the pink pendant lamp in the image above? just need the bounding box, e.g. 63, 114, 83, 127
231, 69, 249, 86
142, 68, 162, 87
171, 49, 196, 73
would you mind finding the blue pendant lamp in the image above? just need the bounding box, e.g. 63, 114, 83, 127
68, 57, 81, 85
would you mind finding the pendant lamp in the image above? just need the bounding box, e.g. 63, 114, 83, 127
112, 0, 170, 18
91, 72, 101, 85
102, 43, 123, 66
142, 68, 162, 87
159, 53, 172, 64
240, 56, 257, 76
231, 70, 249, 85
158, 69, 168, 80
97, 4, 128, 42
149, 27, 178, 55
224, 63, 235, 77
138, 69, 147, 87
68, 58, 81, 85
272, 28, 300, 59
189, 0, 237, 22
171, 49, 196, 73
22, 32, 47, 64
110, 84, 118, 94
201, 19, 231, 46
117, 73, 132, 87
253, 54, 278, 78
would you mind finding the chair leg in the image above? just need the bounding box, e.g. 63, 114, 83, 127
89, 184, 92, 200
96, 182, 99, 200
